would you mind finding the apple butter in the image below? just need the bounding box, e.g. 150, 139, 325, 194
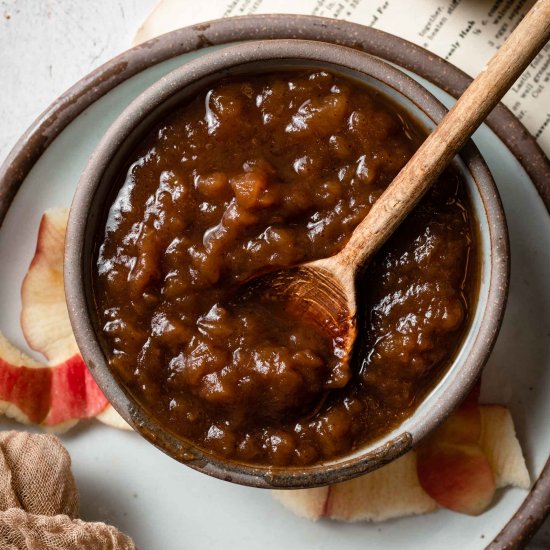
94, 70, 475, 466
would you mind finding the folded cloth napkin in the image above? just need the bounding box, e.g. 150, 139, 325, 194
0, 431, 135, 549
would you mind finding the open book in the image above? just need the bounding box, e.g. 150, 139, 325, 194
135, 0, 550, 158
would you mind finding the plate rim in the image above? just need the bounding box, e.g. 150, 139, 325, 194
0, 13, 548, 548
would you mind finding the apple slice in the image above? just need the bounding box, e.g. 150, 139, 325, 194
0, 332, 96, 432
416, 442, 495, 516
327, 452, 437, 521
44, 353, 109, 428
0, 332, 51, 426
479, 405, 530, 490
272, 453, 437, 522
416, 384, 496, 516
397, 403, 527, 517
272, 487, 329, 520
15, 208, 129, 431
272, 402, 529, 521
20, 208, 74, 364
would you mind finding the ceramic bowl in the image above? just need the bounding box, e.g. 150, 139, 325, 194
64, 39, 509, 488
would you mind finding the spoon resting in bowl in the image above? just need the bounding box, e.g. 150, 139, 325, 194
255, 0, 550, 371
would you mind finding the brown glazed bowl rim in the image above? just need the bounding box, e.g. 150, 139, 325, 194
64, 38, 509, 489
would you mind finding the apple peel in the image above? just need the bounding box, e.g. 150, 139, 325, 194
416, 441, 496, 516
20, 208, 75, 364
272, 403, 530, 521
416, 384, 497, 516
0, 332, 49, 426
0, 329, 126, 432
13, 208, 130, 431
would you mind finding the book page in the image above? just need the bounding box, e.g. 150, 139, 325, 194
135, 0, 550, 157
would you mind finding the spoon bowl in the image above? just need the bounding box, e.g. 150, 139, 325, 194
246, 263, 356, 387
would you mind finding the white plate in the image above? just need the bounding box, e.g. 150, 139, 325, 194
0, 41, 549, 550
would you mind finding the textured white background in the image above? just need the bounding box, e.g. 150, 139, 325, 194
0, 1, 548, 547
0, 0, 155, 161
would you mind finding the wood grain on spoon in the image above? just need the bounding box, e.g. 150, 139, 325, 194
268, 0, 550, 366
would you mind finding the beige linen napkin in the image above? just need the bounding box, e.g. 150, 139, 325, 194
0, 431, 135, 549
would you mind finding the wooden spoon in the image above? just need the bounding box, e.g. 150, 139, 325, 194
259, 0, 550, 378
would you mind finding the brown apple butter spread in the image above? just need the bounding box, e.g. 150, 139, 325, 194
94, 70, 475, 466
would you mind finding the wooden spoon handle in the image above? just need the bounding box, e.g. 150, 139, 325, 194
337, 0, 550, 272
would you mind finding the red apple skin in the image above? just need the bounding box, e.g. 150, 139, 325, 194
17, 208, 131, 430
45, 354, 108, 426
14, 208, 116, 429
417, 381, 496, 515
417, 442, 496, 515
0, 331, 108, 428
0, 356, 50, 424
0, 352, 108, 427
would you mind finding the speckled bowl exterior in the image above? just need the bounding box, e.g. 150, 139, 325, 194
64, 39, 509, 489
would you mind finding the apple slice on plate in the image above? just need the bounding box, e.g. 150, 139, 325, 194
416, 383, 496, 515
273, 396, 529, 521
20, 208, 78, 367
0, 208, 130, 431
0, 331, 107, 431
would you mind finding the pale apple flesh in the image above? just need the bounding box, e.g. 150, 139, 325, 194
20, 208, 74, 363
326, 452, 437, 522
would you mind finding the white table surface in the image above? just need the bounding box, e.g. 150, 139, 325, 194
1, 1, 548, 547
